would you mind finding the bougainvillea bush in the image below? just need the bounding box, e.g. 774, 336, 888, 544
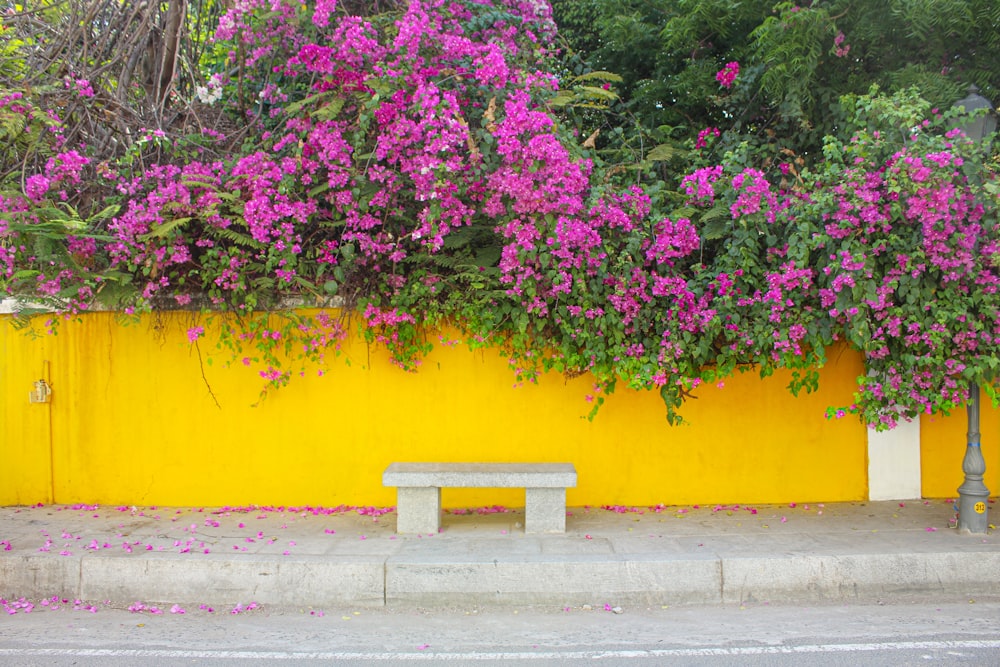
0, 1, 997, 428
683, 89, 1000, 429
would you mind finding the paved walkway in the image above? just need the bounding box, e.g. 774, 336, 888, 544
1, 500, 998, 610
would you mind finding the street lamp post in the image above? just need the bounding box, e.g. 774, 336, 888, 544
957, 380, 988, 533
953, 85, 997, 534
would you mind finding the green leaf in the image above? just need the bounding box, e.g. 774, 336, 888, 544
139, 218, 192, 241
308, 182, 331, 198
699, 206, 731, 240
36, 207, 69, 221
313, 96, 346, 121
547, 91, 576, 108
282, 90, 341, 116
577, 85, 618, 101
88, 204, 121, 222
571, 71, 624, 84
646, 143, 683, 161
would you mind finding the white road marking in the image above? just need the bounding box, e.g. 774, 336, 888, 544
1, 640, 999, 660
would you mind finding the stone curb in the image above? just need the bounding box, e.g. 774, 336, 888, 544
4, 550, 999, 608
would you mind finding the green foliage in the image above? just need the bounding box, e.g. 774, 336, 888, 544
549, 0, 603, 54
3, 1, 999, 429
751, 3, 833, 121
551, 0, 1000, 169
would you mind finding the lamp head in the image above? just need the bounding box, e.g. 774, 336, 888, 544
954, 85, 997, 141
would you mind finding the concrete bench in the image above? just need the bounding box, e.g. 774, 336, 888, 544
383, 463, 577, 534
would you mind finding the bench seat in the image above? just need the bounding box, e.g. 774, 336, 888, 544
383, 462, 577, 534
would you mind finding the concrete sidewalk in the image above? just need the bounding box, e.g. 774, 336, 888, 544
1, 500, 998, 610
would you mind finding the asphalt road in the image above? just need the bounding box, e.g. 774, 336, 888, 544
1, 598, 998, 665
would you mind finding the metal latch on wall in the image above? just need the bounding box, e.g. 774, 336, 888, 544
29, 379, 52, 404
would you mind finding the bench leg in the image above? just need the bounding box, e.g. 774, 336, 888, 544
395, 487, 441, 534
524, 487, 566, 533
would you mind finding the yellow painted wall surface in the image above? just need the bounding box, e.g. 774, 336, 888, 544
2, 311, 870, 507
920, 390, 1000, 498
0, 324, 54, 504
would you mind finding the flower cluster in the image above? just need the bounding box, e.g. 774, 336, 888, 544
695, 127, 721, 150
715, 61, 740, 89
756, 94, 998, 428
833, 31, 850, 58
0, 5, 997, 428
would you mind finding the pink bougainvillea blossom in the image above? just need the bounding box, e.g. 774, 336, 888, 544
715, 61, 739, 88
1, 3, 997, 431
833, 32, 850, 58
695, 127, 720, 150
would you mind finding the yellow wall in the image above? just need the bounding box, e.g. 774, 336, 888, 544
0, 324, 54, 505
2, 311, 870, 507
921, 389, 1000, 498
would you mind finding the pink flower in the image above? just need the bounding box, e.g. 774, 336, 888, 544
645, 217, 699, 264
67, 77, 94, 98
186, 326, 205, 343
681, 166, 724, 204
695, 127, 720, 150
25, 175, 50, 202
833, 32, 850, 58
716, 61, 739, 88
